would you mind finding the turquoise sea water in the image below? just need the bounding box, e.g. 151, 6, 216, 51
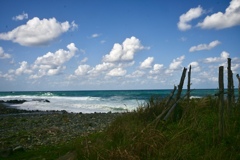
0, 89, 238, 113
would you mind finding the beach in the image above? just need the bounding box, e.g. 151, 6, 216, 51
0, 104, 121, 156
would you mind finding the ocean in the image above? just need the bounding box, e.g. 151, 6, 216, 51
0, 89, 237, 113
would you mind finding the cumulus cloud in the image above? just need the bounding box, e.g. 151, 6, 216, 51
12, 12, 28, 21
150, 64, 164, 74
177, 6, 203, 31
103, 36, 145, 62
35, 43, 77, 66
107, 68, 127, 77
232, 58, 240, 73
15, 61, 32, 75
188, 61, 201, 72
203, 51, 229, 63
94, 62, 114, 72
189, 40, 221, 52
126, 70, 145, 78
30, 43, 78, 79
169, 55, 185, 70
140, 57, 154, 69
166, 55, 185, 73
0, 71, 15, 81
0, 17, 77, 46
0, 47, 11, 59
74, 64, 91, 76
197, 0, 240, 29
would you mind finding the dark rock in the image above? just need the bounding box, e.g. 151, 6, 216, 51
61, 110, 68, 114
32, 99, 50, 103
3, 100, 27, 104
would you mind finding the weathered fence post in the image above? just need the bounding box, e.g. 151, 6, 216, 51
237, 74, 240, 103
227, 58, 233, 113
176, 67, 187, 100
173, 67, 187, 121
164, 85, 177, 108
231, 71, 235, 104
187, 65, 192, 102
219, 66, 224, 139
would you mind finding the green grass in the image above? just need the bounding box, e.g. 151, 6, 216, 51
2, 96, 240, 160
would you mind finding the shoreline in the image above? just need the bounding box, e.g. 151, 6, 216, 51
0, 103, 122, 155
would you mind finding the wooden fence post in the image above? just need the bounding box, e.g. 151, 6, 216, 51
187, 65, 192, 102
176, 67, 187, 100
172, 67, 187, 121
231, 70, 235, 104
237, 74, 240, 103
164, 85, 177, 108
219, 66, 224, 139
227, 58, 233, 113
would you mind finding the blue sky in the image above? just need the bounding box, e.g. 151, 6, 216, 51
0, 0, 240, 91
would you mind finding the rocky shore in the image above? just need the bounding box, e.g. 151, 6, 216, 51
0, 103, 121, 157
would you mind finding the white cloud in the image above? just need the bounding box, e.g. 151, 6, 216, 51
232, 57, 240, 73
188, 61, 201, 72
80, 57, 88, 63
103, 36, 145, 62
199, 71, 218, 83
100, 40, 106, 44
12, 12, 28, 21
0, 71, 15, 81
197, 0, 240, 29
140, 57, 154, 69
126, 70, 145, 78
87, 62, 115, 77
189, 40, 221, 52
31, 43, 78, 79
35, 43, 77, 66
177, 6, 203, 31
0, 47, 11, 59
203, 51, 229, 63
0, 17, 76, 46
107, 68, 127, 77
166, 55, 185, 73
95, 62, 114, 72
150, 64, 164, 74
48, 66, 66, 76
71, 21, 78, 31
15, 61, 32, 75
165, 56, 185, 75
74, 64, 91, 76
91, 33, 101, 38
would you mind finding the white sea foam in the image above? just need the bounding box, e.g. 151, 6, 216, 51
190, 96, 202, 99
1, 95, 142, 113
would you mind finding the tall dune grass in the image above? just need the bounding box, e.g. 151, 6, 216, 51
75, 96, 240, 159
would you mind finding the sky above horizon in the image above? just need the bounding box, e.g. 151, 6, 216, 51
0, 0, 240, 91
